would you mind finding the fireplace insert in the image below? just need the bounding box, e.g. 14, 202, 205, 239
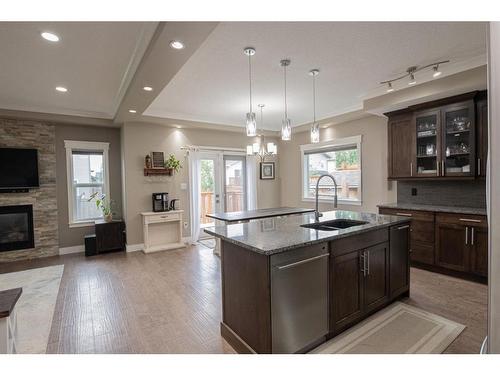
0, 205, 34, 252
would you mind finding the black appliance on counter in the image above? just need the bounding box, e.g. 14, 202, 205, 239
152, 192, 169, 212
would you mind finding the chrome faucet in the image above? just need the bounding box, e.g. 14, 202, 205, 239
315, 174, 338, 221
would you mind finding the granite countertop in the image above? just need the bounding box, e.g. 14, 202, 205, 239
0, 288, 22, 318
204, 210, 410, 255
206, 207, 315, 222
378, 202, 487, 216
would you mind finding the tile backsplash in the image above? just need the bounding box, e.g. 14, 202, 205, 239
397, 180, 486, 208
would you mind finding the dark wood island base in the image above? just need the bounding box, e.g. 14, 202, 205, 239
218, 224, 411, 354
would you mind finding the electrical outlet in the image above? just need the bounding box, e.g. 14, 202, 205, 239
411, 188, 417, 196
183, 221, 188, 229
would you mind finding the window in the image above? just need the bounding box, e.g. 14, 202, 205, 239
65, 141, 110, 227
301, 135, 362, 205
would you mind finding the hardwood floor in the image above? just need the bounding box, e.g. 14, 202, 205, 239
0, 245, 487, 354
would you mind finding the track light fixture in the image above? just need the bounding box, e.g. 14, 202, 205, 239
380, 60, 449, 91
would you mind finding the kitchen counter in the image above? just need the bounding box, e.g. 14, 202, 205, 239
377, 202, 486, 216
206, 207, 315, 222
204, 210, 410, 255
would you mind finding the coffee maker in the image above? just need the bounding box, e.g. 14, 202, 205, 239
152, 193, 169, 212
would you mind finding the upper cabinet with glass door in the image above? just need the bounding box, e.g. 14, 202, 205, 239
414, 109, 441, 177
441, 101, 475, 177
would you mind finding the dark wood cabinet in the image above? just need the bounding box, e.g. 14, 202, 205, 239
363, 242, 389, 313
331, 230, 396, 335
470, 226, 488, 277
388, 114, 414, 178
389, 224, 410, 298
386, 91, 486, 181
441, 100, 476, 178
476, 98, 488, 178
379, 207, 487, 282
435, 221, 469, 272
414, 109, 441, 177
379, 208, 435, 266
331, 251, 364, 332
94, 220, 126, 254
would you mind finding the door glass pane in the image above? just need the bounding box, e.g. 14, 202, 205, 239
200, 159, 215, 227
415, 114, 438, 175
224, 158, 245, 213
444, 108, 472, 174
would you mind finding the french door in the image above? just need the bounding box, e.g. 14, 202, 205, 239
199, 151, 247, 233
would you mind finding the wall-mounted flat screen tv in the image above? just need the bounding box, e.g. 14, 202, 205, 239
0, 148, 39, 190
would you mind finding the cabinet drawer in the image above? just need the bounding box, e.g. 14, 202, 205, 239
436, 213, 487, 228
330, 229, 388, 257
145, 213, 180, 224
379, 208, 434, 222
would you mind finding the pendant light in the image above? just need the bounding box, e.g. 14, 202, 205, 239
244, 47, 257, 137
280, 59, 292, 141
309, 69, 320, 144
246, 104, 277, 161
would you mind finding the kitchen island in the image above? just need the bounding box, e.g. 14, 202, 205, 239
204, 210, 411, 354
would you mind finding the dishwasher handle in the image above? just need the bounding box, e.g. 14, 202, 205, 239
276, 253, 330, 271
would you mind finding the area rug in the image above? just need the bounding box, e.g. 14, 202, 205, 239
0, 265, 64, 354
312, 302, 465, 354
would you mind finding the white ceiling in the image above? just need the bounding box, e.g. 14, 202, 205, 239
145, 22, 488, 131
0, 22, 157, 119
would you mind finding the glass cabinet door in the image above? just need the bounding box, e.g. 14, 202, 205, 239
415, 110, 440, 177
442, 102, 475, 177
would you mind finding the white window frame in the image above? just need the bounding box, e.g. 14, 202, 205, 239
65, 140, 110, 228
300, 135, 362, 206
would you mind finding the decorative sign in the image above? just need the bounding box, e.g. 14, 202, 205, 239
151, 152, 165, 169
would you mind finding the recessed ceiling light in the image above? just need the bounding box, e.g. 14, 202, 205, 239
169, 40, 184, 50
41, 32, 60, 42
143, 86, 153, 92
55, 86, 68, 92
128, 109, 137, 114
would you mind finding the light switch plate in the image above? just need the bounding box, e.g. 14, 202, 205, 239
180, 182, 187, 190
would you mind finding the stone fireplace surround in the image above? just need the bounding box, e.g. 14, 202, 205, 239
0, 118, 58, 262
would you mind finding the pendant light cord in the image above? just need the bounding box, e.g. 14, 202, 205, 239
283, 64, 288, 118
313, 73, 316, 124
248, 54, 253, 113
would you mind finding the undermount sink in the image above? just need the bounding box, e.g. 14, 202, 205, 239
301, 219, 368, 231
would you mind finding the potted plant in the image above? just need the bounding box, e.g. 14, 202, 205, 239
88, 192, 115, 223
164, 154, 182, 175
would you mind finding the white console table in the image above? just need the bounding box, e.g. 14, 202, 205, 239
141, 210, 186, 253
0, 288, 21, 354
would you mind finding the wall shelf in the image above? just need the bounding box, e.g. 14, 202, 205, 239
143, 168, 173, 176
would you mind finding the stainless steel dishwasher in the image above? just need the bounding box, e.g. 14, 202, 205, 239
270, 243, 329, 353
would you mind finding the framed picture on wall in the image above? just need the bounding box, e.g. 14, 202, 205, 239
150, 152, 165, 169
260, 162, 275, 180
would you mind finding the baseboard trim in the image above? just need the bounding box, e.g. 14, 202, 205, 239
59, 245, 85, 255
126, 243, 144, 252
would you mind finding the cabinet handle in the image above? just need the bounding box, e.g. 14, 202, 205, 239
471, 227, 475, 246
465, 226, 469, 245
437, 161, 440, 176
367, 250, 370, 276
397, 225, 410, 230
276, 253, 329, 270
478, 158, 481, 173
459, 218, 482, 223
360, 253, 366, 276
410, 162, 413, 177
441, 160, 445, 176
396, 213, 412, 217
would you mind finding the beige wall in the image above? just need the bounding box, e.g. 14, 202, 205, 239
122, 122, 281, 245
279, 114, 396, 214
55, 124, 122, 248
